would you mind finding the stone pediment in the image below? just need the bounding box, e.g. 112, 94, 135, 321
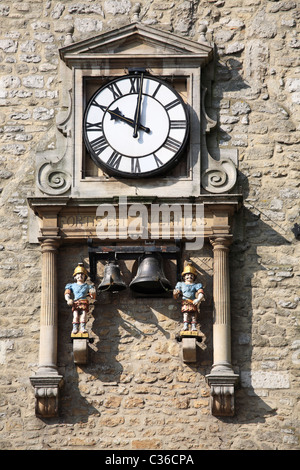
59, 22, 213, 67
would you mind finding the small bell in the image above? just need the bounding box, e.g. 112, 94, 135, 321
129, 253, 172, 295
98, 261, 126, 292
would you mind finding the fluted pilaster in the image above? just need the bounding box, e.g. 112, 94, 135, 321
38, 238, 60, 373
30, 237, 63, 418
206, 236, 239, 416
210, 236, 232, 371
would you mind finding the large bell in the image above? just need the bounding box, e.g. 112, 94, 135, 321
98, 261, 126, 292
129, 253, 172, 295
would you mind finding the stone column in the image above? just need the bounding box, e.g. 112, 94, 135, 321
206, 236, 239, 416
30, 237, 63, 418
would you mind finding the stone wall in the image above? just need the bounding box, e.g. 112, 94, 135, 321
0, 0, 299, 450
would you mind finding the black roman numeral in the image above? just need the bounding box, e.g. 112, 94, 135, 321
131, 158, 141, 173
163, 136, 181, 153
151, 82, 162, 98
91, 100, 107, 113
90, 135, 109, 155
129, 77, 139, 94
107, 82, 123, 99
165, 99, 181, 111
86, 122, 103, 131
153, 153, 163, 168
107, 151, 122, 170
170, 120, 186, 129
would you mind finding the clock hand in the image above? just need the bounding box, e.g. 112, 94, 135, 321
133, 73, 144, 138
108, 107, 150, 133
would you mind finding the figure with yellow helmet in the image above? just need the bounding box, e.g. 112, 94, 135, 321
173, 262, 205, 332
64, 263, 96, 334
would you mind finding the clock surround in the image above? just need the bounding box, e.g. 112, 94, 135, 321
55, 22, 217, 198
83, 71, 189, 179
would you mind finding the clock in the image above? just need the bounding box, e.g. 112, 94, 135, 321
83, 70, 189, 178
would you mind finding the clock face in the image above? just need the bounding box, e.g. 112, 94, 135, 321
83, 73, 189, 178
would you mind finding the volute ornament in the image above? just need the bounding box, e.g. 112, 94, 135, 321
200, 85, 237, 193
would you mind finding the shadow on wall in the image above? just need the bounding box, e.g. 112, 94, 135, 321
230, 205, 293, 423
204, 51, 295, 424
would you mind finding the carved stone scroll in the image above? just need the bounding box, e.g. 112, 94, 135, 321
201, 85, 238, 194
202, 155, 237, 194
37, 163, 71, 196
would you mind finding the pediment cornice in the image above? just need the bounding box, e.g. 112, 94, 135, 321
59, 22, 213, 67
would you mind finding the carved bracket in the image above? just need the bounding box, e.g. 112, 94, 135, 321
206, 372, 239, 416
182, 337, 197, 363
176, 331, 205, 363
30, 374, 63, 418
72, 335, 89, 364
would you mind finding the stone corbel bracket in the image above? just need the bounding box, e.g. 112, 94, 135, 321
206, 372, 239, 417
72, 334, 90, 364
30, 374, 63, 418
201, 85, 238, 193
177, 331, 206, 363
182, 337, 199, 363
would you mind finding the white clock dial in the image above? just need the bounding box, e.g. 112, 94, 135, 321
83, 72, 189, 178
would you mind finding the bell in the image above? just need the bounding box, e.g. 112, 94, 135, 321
98, 261, 126, 292
129, 253, 172, 295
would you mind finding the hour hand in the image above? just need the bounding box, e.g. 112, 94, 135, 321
108, 107, 150, 134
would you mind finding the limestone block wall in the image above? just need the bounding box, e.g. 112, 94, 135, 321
0, 0, 299, 450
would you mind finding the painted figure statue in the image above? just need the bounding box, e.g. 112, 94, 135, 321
173, 262, 205, 331
64, 263, 96, 334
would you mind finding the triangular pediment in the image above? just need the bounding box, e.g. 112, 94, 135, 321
60, 22, 213, 66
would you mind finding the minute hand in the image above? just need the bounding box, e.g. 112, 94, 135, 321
133, 73, 144, 138
108, 107, 150, 133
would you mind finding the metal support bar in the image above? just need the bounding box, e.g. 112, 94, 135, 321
87, 238, 182, 283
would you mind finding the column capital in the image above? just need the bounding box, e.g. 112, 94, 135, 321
209, 235, 233, 250
39, 236, 61, 252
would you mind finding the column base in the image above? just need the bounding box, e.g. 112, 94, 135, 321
30, 373, 63, 418
206, 368, 239, 417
